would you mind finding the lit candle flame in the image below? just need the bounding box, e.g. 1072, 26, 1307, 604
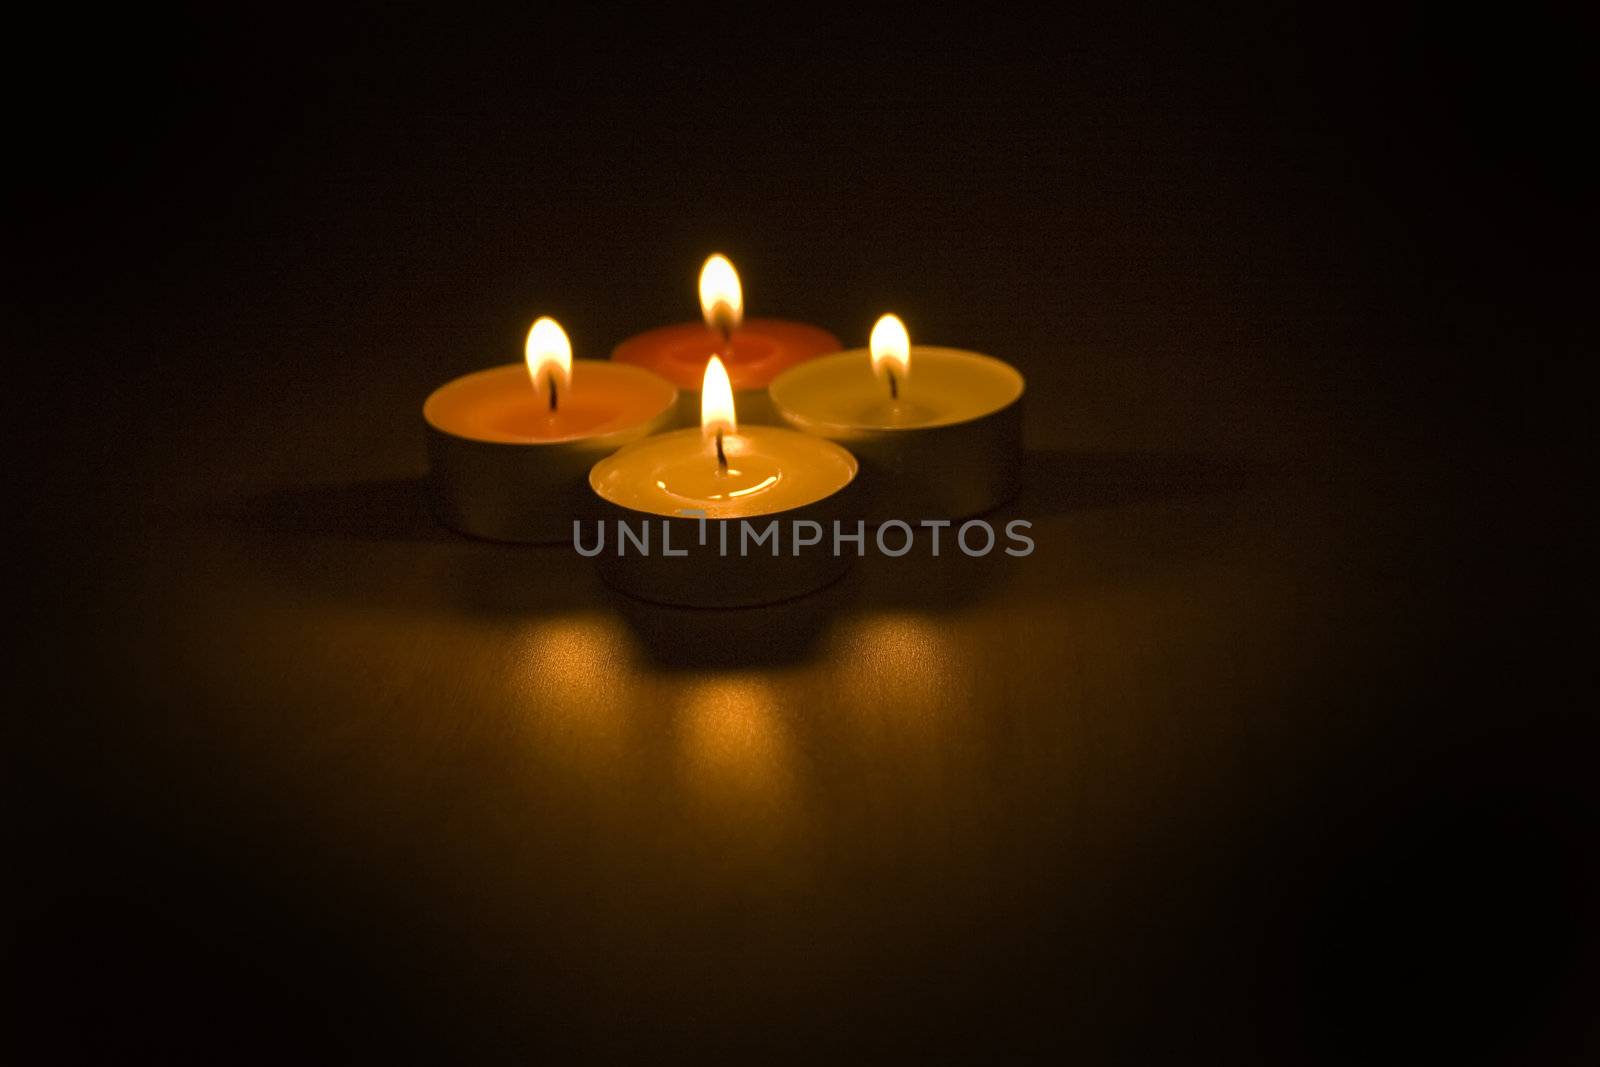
870, 313, 910, 400
701, 354, 737, 469
698, 254, 743, 340
525, 316, 573, 411
701, 354, 737, 438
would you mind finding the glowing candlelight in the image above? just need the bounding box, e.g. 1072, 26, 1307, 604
698, 253, 744, 346
700, 354, 737, 469
524, 316, 573, 412
869, 312, 911, 401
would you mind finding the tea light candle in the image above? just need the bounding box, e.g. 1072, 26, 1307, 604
425, 317, 678, 542
587, 355, 859, 607
769, 314, 1024, 521
611, 254, 840, 426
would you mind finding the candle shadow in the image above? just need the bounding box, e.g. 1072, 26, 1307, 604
231, 476, 601, 618
606, 574, 847, 671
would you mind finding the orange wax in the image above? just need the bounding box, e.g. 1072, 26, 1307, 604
424, 362, 676, 444
611, 319, 840, 391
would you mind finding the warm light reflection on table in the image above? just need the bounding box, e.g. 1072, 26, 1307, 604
500, 608, 998, 859
675, 676, 802, 836
829, 612, 973, 724
512, 614, 639, 773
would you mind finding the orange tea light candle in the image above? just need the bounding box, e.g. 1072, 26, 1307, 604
769, 313, 1024, 521
425, 317, 677, 542
587, 355, 859, 606
611, 254, 840, 426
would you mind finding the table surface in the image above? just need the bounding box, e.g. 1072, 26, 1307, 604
13, 9, 1594, 1063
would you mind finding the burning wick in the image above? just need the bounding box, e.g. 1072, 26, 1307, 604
709, 302, 737, 354
699, 254, 743, 359
701, 353, 736, 474
525, 316, 572, 420
870, 312, 910, 407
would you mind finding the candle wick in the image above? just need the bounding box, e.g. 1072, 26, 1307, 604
712, 305, 735, 356
715, 429, 728, 471
886, 368, 898, 401
547, 376, 558, 412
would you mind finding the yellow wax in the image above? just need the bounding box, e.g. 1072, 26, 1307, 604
768, 347, 1024, 432
589, 426, 857, 518
425, 361, 677, 444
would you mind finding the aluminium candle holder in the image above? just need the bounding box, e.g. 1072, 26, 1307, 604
769, 348, 1025, 522
586, 444, 862, 608
584, 492, 861, 608
424, 364, 678, 543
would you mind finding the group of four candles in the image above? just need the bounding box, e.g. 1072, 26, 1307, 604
423, 255, 1025, 546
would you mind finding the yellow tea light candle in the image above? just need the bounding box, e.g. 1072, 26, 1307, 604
425, 317, 678, 542
768, 314, 1025, 521
587, 355, 859, 607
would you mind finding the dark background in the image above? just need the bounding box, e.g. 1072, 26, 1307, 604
11, 3, 1595, 1062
